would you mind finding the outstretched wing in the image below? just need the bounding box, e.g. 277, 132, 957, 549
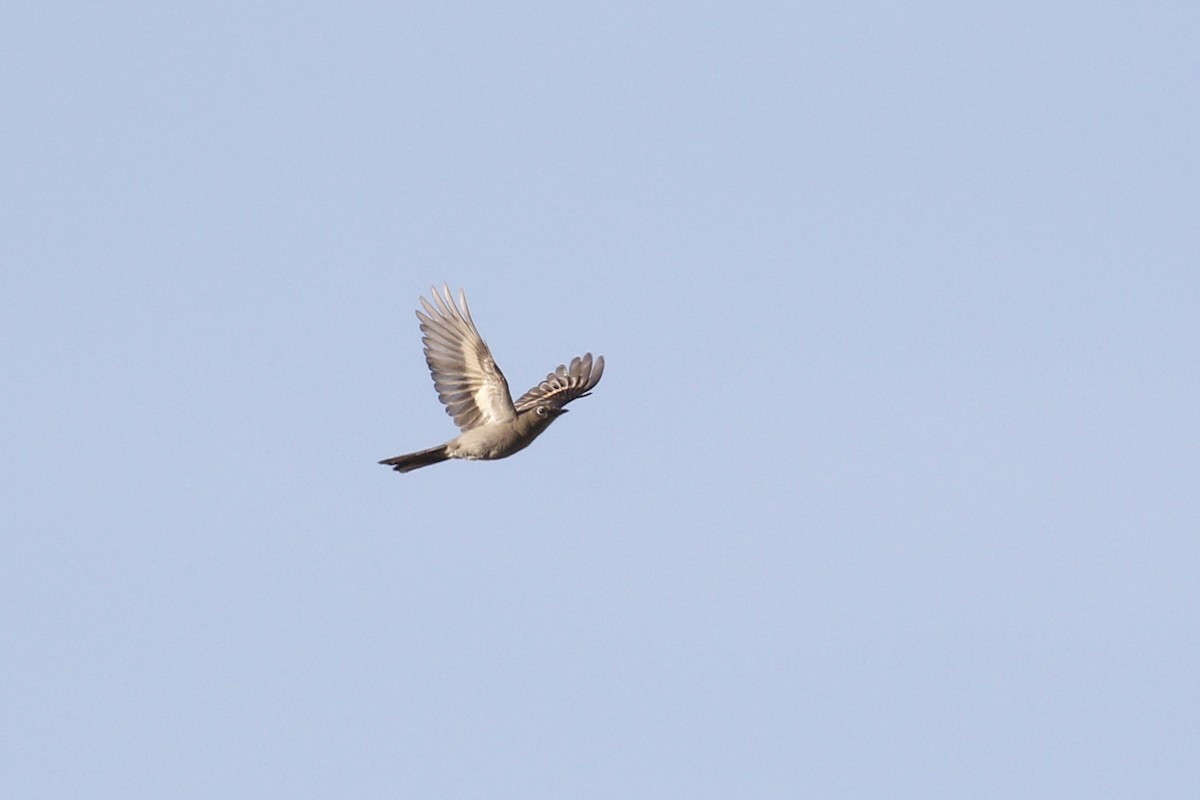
514, 353, 605, 412
417, 285, 516, 431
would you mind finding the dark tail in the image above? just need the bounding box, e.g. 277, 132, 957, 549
379, 445, 450, 473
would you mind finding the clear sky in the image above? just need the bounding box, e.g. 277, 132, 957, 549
3, 2, 1197, 797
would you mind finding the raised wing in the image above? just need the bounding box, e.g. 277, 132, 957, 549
417, 285, 516, 431
514, 353, 605, 413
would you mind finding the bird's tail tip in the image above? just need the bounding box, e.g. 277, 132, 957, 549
379, 445, 450, 473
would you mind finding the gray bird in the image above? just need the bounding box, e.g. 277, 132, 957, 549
380, 285, 605, 473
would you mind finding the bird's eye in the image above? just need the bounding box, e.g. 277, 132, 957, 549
536, 406, 548, 417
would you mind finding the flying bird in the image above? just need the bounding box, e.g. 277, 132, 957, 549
380, 285, 604, 473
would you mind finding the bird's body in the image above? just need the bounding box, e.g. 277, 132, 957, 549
380, 285, 604, 473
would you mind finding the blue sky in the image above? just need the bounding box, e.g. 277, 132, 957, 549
3, 2, 1197, 797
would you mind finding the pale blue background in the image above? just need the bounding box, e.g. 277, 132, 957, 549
3, 2, 1197, 797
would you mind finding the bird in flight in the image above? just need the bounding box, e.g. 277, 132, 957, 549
380, 285, 605, 473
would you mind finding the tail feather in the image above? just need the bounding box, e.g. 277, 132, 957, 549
379, 445, 450, 473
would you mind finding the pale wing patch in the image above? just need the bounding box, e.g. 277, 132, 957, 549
418, 285, 516, 431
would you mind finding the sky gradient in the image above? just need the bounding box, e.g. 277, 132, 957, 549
3, 2, 1198, 797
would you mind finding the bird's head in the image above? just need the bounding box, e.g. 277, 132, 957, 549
521, 403, 567, 436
